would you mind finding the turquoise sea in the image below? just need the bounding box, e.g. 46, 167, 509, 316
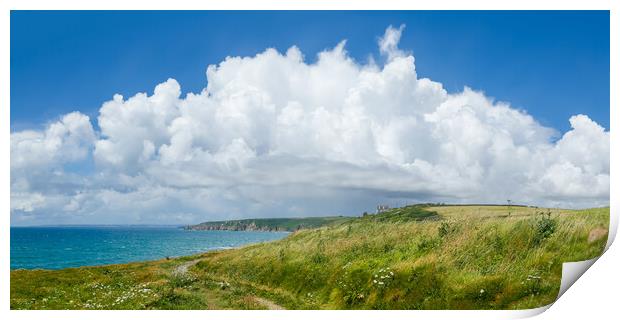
10, 226, 289, 270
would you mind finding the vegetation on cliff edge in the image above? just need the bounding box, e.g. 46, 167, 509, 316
10, 205, 608, 310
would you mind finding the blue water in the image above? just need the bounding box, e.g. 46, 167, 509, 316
10, 226, 289, 270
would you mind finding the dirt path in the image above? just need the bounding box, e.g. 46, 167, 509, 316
251, 296, 285, 310
172, 258, 203, 276
171, 257, 286, 310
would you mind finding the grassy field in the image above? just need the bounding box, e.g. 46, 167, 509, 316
10, 205, 609, 310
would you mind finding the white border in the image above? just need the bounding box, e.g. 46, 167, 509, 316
1, 1, 617, 319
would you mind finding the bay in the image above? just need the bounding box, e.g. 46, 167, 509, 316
10, 226, 289, 270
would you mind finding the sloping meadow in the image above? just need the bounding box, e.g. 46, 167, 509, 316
10, 205, 608, 310
193, 205, 608, 309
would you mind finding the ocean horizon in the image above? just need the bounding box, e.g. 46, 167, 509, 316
10, 225, 289, 270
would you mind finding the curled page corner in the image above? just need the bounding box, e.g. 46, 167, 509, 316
554, 205, 615, 302
525, 206, 615, 317
605, 205, 617, 250
557, 258, 599, 299
511, 304, 552, 319
511, 257, 601, 319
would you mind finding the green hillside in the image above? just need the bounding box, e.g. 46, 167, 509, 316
10, 205, 608, 310
186, 216, 354, 232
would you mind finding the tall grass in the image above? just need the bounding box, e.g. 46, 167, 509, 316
11, 206, 608, 310
193, 206, 608, 309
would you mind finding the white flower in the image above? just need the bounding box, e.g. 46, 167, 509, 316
480, 289, 485, 294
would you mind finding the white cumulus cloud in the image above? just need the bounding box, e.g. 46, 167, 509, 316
10, 25, 609, 225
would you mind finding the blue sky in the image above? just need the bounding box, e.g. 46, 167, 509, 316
11, 11, 609, 132
10, 11, 610, 225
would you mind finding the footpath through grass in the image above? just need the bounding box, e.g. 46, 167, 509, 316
10, 205, 609, 310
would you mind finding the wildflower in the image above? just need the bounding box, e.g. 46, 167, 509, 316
480, 289, 485, 294
373, 280, 377, 283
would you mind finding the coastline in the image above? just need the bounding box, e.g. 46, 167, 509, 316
10, 206, 610, 310
10, 227, 289, 271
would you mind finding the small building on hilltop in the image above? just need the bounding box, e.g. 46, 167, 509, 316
376, 205, 390, 214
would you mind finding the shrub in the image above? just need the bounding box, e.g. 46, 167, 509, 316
417, 237, 441, 252
438, 221, 458, 238
534, 211, 557, 245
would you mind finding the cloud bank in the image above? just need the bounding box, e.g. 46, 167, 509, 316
10, 26, 609, 225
